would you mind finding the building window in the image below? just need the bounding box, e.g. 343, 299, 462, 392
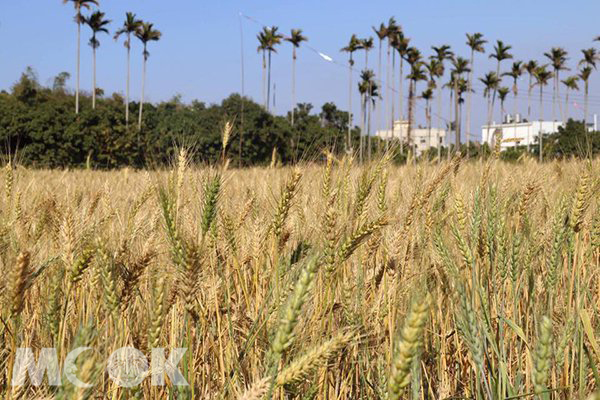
420, 139, 426, 144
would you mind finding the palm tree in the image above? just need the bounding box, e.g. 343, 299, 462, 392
385, 18, 399, 136
544, 47, 569, 124
561, 76, 580, 120
135, 22, 161, 130
524, 60, 538, 152
83, 10, 110, 110
360, 70, 379, 162
578, 66, 593, 128
257, 29, 269, 108
361, 37, 374, 68
392, 31, 410, 147
63, 0, 99, 114
426, 58, 443, 158
114, 12, 142, 127
358, 69, 375, 163
362, 37, 374, 148
503, 61, 523, 146
341, 34, 362, 153
450, 56, 470, 151
579, 48, 597, 125
489, 40, 513, 117
284, 29, 307, 126
498, 87, 510, 125
372, 23, 388, 146
533, 65, 553, 161
264, 26, 283, 112
480, 71, 501, 145
431, 45, 453, 157
456, 78, 470, 148
421, 87, 434, 155
358, 76, 367, 164
387, 31, 398, 142
465, 33, 486, 149
405, 47, 425, 155
368, 78, 379, 162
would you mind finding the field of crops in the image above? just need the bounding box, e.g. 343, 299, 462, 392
1, 151, 599, 399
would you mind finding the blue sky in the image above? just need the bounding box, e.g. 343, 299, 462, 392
2, 1, 600, 137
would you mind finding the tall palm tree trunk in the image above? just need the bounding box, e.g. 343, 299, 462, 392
459, 102, 464, 155
437, 86, 442, 160
76, 15, 81, 114
291, 47, 296, 126
385, 42, 390, 143
377, 39, 383, 152
138, 48, 146, 131
557, 72, 564, 124
512, 91, 518, 148
552, 74, 556, 125
92, 46, 97, 109
126, 35, 131, 127
584, 82, 589, 127
391, 52, 396, 146
565, 88, 569, 121
347, 57, 352, 153
398, 57, 404, 150
407, 80, 415, 156
447, 90, 453, 160
262, 51, 266, 109
426, 99, 431, 158
486, 95, 492, 151
454, 80, 460, 152
360, 93, 365, 163
267, 51, 272, 112
539, 85, 544, 162
368, 96, 372, 162
527, 75, 532, 152
492, 62, 500, 120
466, 50, 475, 156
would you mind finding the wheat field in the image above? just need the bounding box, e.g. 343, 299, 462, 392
1, 149, 600, 399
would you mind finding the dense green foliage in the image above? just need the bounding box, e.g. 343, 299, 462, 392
543, 119, 600, 158
1, 68, 599, 168
0, 68, 368, 168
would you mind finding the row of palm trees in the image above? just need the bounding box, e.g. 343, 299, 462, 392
334, 18, 600, 160
62, 0, 161, 129
255, 26, 308, 123
252, 16, 599, 161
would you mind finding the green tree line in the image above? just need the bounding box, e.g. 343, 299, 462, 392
2, 67, 599, 168
0, 67, 371, 168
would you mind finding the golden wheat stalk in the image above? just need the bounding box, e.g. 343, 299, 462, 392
238, 377, 271, 400
276, 329, 356, 386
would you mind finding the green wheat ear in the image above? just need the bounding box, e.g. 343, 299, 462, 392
532, 316, 553, 395
388, 293, 431, 399
271, 255, 320, 357
200, 173, 221, 237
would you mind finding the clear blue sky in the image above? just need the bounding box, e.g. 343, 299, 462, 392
2, 0, 600, 138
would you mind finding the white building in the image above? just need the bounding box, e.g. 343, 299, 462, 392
481, 114, 564, 150
376, 120, 446, 155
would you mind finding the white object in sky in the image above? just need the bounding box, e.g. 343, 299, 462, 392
318, 52, 333, 62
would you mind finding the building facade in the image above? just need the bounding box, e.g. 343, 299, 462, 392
375, 120, 446, 155
481, 114, 563, 150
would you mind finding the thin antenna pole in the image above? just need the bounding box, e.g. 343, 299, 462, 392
239, 13, 245, 167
